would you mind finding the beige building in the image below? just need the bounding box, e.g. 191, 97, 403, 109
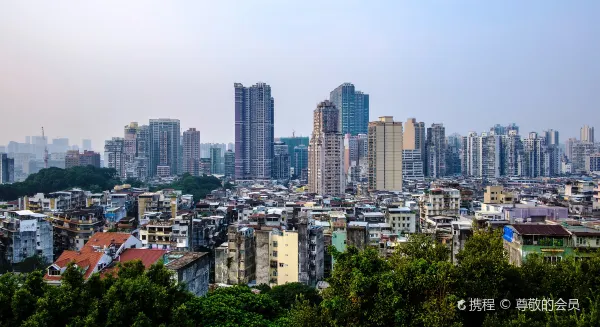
368, 116, 403, 191
308, 100, 345, 196
403, 118, 425, 151
484, 186, 515, 204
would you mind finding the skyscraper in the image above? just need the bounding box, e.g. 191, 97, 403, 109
522, 132, 544, 177
329, 83, 369, 136
234, 82, 274, 180
544, 129, 560, 146
404, 118, 426, 178
343, 133, 368, 183
0, 153, 15, 184
425, 124, 446, 178
149, 118, 181, 177
104, 137, 125, 178
367, 116, 403, 191
502, 130, 523, 177
581, 125, 595, 143
210, 147, 223, 175
272, 141, 290, 181
445, 133, 462, 176
293, 145, 308, 181
123, 122, 139, 178
461, 132, 501, 179
308, 100, 344, 196
183, 128, 201, 175
224, 150, 235, 179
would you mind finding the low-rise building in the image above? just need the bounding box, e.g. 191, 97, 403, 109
163, 251, 210, 296
503, 224, 572, 266
0, 210, 53, 265
47, 208, 104, 254
483, 186, 515, 204
419, 188, 461, 227
139, 220, 173, 250
227, 225, 255, 285
44, 232, 142, 285
385, 207, 417, 235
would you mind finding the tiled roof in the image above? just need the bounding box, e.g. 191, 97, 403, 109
82, 232, 131, 252
165, 252, 208, 271
45, 250, 105, 280
511, 224, 570, 236
101, 249, 167, 278
118, 249, 167, 268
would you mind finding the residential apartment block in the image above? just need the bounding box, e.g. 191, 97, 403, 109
308, 100, 344, 196
234, 82, 275, 180
0, 210, 53, 265
367, 116, 403, 192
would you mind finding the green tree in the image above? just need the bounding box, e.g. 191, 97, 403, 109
268, 282, 322, 309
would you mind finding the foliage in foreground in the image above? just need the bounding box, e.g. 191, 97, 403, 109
2, 230, 600, 326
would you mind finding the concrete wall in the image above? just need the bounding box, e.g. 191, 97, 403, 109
214, 245, 228, 284
347, 226, 368, 250
255, 230, 272, 285
175, 255, 210, 296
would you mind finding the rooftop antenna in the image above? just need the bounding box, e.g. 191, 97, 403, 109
42, 127, 48, 168
292, 130, 296, 138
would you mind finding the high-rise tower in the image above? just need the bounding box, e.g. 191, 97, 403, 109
308, 100, 344, 196
367, 116, 403, 191
234, 82, 275, 180
183, 128, 201, 175
149, 119, 181, 177
329, 83, 369, 136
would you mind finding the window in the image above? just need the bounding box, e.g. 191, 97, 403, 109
543, 256, 562, 264
578, 237, 586, 245
272, 251, 277, 257
273, 241, 278, 247
279, 263, 284, 267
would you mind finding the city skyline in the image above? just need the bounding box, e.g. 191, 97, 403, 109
1, 1, 598, 149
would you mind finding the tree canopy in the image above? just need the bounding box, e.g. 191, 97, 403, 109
0, 166, 121, 201
152, 173, 223, 201
2, 231, 600, 326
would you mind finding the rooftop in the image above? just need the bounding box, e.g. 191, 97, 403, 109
511, 224, 570, 236
164, 252, 208, 271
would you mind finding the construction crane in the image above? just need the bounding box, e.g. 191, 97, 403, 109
42, 127, 48, 168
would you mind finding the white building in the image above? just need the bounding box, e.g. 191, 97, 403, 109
385, 207, 417, 235
0, 210, 54, 265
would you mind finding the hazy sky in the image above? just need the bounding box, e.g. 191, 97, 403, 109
1, 1, 598, 151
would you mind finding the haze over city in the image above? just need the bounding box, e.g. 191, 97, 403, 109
1, 0, 598, 150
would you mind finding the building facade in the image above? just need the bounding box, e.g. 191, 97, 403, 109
581, 125, 595, 143
425, 124, 446, 178
149, 119, 181, 177
273, 141, 290, 181
234, 82, 275, 180
224, 150, 235, 179
182, 128, 201, 175
0, 210, 53, 265
104, 137, 125, 178
0, 153, 15, 184
329, 83, 369, 136
308, 100, 344, 196
367, 116, 403, 191
293, 145, 308, 180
